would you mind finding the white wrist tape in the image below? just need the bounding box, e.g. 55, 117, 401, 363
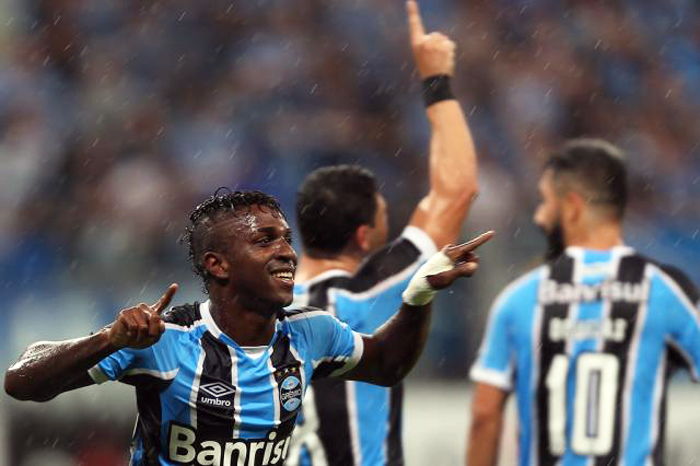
402, 251, 454, 306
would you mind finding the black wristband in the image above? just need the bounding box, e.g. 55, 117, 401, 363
422, 74, 454, 107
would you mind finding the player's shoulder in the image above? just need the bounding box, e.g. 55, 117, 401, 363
642, 256, 699, 303
161, 302, 203, 329
280, 305, 330, 322
280, 305, 345, 341
500, 265, 546, 300
346, 229, 429, 293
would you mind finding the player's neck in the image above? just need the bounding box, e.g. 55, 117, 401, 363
295, 253, 361, 282
565, 221, 624, 250
207, 293, 278, 347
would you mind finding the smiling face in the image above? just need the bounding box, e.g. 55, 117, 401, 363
205, 204, 298, 311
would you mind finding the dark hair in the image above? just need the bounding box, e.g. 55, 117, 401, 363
296, 165, 378, 257
545, 138, 628, 219
182, 189, 283, 291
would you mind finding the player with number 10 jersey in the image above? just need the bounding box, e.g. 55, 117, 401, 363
467, 139, 700, 466
471, 248, 700, 465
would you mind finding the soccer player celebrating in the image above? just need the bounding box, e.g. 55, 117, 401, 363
287, 2, 478, 465
4, 190, 492, 466
466, 139, 700, 466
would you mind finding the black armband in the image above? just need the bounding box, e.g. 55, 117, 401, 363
422, 74, 454, 107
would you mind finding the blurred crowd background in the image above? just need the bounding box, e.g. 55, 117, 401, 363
1, 0, 699, 464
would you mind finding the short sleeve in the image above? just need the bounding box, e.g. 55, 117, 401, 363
286, 310, 364, 380
469, 287, 516, 390
88, 329, 182, 387
333, 227, 433, 331
654, 267, 700, 382
401, 226, 438, 258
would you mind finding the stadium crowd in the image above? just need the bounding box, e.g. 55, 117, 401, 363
1, 0, 699, 464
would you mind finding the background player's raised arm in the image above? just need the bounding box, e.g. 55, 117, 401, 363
406, 0, 479, 249
4, 284, 177, 401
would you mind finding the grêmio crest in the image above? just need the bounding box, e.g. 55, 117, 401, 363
275, 366, 303, 414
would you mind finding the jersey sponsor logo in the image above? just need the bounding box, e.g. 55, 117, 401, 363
280, 375, 302, 412
168, 423, 291, 465
199, 382, 235, 408
539, 279, 649, 305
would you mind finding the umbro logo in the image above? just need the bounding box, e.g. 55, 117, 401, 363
199, 382, 235, 408
200, 382, 235, 398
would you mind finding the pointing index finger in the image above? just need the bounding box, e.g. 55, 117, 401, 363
152, 283, 179, 315
407, 0, 426, 44
463, 230, 495, 251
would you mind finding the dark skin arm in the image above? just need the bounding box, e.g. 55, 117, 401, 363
343, 232, 494, 386
4, 284, 178, 402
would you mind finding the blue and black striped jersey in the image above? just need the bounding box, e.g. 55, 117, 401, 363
89, 300, 363, 466
470, 246, 700, 466
287, 227, 437, 466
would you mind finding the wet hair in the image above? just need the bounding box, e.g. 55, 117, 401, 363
545, 138, 628, 220
296, 165, 378, 257
182, 189, 283, 292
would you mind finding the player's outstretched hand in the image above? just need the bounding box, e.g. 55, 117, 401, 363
402, 231, 494, 306
426, 231, 494, 289
107, 283, 178, 350
407, 0, 456, 78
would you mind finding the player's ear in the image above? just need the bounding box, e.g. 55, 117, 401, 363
203, 251, 230, 280
354, 225, 372, 253
563, 191, 585, 224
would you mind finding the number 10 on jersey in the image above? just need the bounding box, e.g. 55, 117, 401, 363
545, 352, 620, 456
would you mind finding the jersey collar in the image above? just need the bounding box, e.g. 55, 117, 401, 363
199, 300, 281, 350
565, 245, 634, 257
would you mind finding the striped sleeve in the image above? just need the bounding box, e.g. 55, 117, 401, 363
88, 329, 182, 387
469, 279, 526, 391
400, 225, 438, 258
329, 226, 434, 330
653, 266, 700, 382
286, 310, 364, 379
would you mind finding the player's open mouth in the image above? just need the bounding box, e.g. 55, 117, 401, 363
271, 270, 294, 285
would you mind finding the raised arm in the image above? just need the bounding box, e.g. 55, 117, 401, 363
4, 284, 177, 401
406, 0, 479, 249
343, 231, 493, 386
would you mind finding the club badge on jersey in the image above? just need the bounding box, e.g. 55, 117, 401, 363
279, 371, 303, 412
